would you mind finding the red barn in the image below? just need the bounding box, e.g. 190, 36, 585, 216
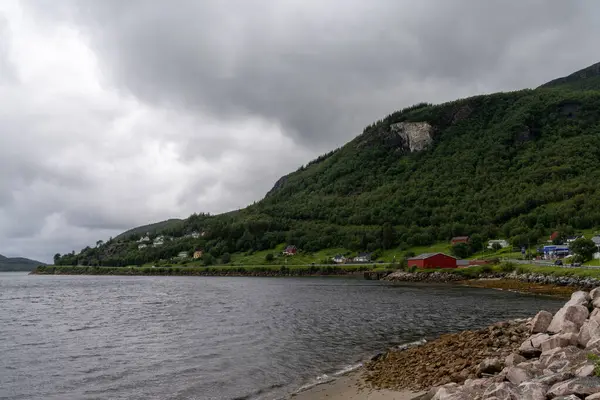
451, 236, 470, 245
408, 253, 457, 269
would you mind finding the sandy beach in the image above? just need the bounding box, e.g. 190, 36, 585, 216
291, 372, 423, 400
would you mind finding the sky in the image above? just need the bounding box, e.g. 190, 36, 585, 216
0, 1, 599, 263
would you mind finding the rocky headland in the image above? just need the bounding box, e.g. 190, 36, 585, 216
364, 288, 600, 399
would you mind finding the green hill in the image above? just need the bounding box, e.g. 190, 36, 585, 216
55, 61, 600, 266
0, 254, 46, 271
114, 219, 184, 241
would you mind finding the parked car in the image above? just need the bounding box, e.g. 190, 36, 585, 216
571, 262, 582, 267
554, 260, 563, 266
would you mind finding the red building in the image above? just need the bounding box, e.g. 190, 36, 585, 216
451, 236, 470, 245
408, 253, 457, 269
283, 245, 298, 256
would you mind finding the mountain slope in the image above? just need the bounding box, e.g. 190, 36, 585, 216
539, 62, 600, 91
114, 219, 184, 241
0, 254, 46, 271
56, 62, 600, 266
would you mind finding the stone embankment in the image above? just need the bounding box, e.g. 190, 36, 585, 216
366, 288, 600, 399
386, 271, 600, 289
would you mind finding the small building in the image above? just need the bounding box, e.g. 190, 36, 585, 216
177, 251, 188, 259
487, 239, 509, 249
353, 253, 372, 263
542, 245, 570, 259
283, 245, 298, 256
138, 243, 148, 250
332, 254, 346, 264
408, 253, 457, 269
186, 231, 201, 239
153, 236, 165, 247
138, 235, 150, 243
193, 250, 204, 259
451, 236, 470, 246
566, 235, 583, 244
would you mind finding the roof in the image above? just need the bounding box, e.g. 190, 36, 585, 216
408, 252, 456, 260
451, 236, 469, 240
592, 236, 600, 244
357, 252, 371, 257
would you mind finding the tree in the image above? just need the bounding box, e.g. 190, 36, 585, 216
221, 253, 231, 264
265, 253, 274, 262
53, 253, 61, 265
570, 238, 596, 262
469, 234, 484, 254
96, 240, 104, 248
381, 223, 395, 250
450, 243, 471, 259
202, 253, 214, 266
491, 242, 502, 252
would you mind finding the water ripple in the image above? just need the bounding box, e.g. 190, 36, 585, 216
0, 273, 564, 400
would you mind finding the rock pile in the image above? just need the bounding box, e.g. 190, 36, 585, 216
408, 288, 600, 399
363, 320, 530, 390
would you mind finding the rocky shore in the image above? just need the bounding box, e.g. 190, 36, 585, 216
364, 288, 600, 399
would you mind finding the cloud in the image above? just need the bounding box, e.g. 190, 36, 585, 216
1, 0, 599, 262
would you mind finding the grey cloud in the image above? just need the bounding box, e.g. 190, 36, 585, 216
25, 0, 600, 149
3, 1, 600, 263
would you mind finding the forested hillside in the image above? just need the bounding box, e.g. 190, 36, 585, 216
55, 62, 600, 267
0, 254, 46, 271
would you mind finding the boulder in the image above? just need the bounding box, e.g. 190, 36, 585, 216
531, 333, 551, 348
576, 363, 596, 377
541, 333, 579, 352
592, 308, 600, 319
582, 319, 600, 347
594, 298, 600, 309
481, 382, 520, 399
505, 353, 526, 367
477, 357, 504, 376
547, 305, 590, 334
530, 310, 553, 334
517, 381, 547, 400
534, 371, 575, 386
430, 383, 463, 400
591, 287, 600, 300
586, 392, 600, 399
540, 346, 587, 369
505, 366, 534, 385
545, 359, 572, 374
547, 376, 600, 398
565, 291, 591, 307
552, 395, 580, 400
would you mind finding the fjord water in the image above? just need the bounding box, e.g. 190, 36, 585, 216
1, 273, 563, 400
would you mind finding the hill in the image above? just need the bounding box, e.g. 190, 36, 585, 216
55, 61, 600, 267
0, 254, 46, 271
114, 219, 184, 241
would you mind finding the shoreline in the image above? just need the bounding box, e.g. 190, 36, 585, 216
290, 371, 423, 400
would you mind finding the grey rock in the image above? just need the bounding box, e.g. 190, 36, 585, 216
482, 382, 520, 399
505, 353, 526, 367
541, 333, 578, 352
590, 287, 600, 300
586, 392, 600, 399
548, 305, 590, 334
534, 371, 575, 386
505, 366, 534, 385
566, 291, 591, 307
477, 357, 504, 376
540, 346, 588, 369
530, 310, 553, 334
518, 381, 547, 400
531, 333, 551, 348
548, 376, 600, 398
577, 363, 596, 377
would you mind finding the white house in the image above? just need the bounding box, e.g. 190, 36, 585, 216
153, 236, 165, 247
138, 243, 148, 250
190, 231, 200, 239
353, 253, 371, 263
177, 251, 188, 259
592, 236, 600, 259
566, 235, 584, 244
138, 235, 150, 243
487, 239, 509, 249
332, 255, 346, 264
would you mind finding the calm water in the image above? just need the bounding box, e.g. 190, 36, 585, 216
0, 273, 564, 400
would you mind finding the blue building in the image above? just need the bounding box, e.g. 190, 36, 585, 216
542, 245, 570, 259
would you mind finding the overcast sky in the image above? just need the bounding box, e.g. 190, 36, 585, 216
1, 1, 599, 262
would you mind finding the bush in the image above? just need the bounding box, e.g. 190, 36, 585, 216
404, 251, 416, 258
481, 265, 493, 274
265, 253, 274, 262
409, 265, 418, 273
499, 262, 516, 272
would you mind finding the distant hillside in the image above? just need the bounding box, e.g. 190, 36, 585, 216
0, 254, 46, 271
540, 62, 600, 91
114, 219, 184, 240
56, 61, 600, 267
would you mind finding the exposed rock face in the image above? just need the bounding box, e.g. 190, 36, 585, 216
389, 122, 433, 152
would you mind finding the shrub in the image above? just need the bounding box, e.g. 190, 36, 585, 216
499, 262, 516, 272
409, 265, 418, 273
481, 265, 493, 274
265, 253, 274, 262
